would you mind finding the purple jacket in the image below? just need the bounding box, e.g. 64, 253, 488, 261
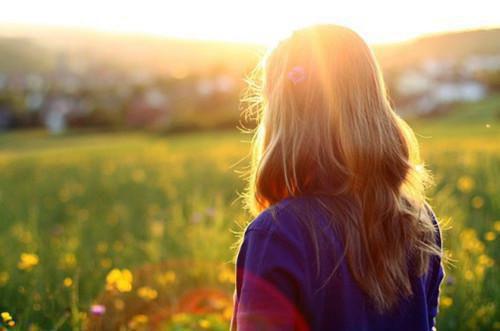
233, 196, 444, 331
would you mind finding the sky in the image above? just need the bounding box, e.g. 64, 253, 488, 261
0, 0, 499, 45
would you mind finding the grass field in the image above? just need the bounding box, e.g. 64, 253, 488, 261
0, 96, 499, 330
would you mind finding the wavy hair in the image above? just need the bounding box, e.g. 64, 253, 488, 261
242, 24, 441, 313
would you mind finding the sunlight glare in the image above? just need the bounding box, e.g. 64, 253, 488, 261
0, 0, 498, 44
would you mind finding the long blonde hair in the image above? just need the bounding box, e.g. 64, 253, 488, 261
243, 24, 441, 313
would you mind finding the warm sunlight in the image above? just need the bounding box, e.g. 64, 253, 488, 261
1, 2, 499, 330
1, 0, 499, 44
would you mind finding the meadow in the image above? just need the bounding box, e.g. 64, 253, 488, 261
0, 96, 499, 330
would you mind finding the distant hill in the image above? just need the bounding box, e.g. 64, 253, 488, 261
0, 24, 499, 74
0, 24, 265, 75
374, 28, 500, 69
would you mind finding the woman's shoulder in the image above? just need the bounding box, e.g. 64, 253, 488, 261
245, 196, 322, 241
247, 195, 306, 226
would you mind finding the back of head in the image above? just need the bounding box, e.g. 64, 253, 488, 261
244, 24, 441, 313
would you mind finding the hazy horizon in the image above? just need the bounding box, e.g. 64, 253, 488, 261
1, 21, 499, 49
1, 0, 499, 45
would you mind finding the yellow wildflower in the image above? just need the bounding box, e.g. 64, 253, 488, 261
457, 176, 475, 193
471, 196, 484, 209
475, 265, 486, 278
18, 253, 39, 271
137, 286, 158, 301
1, 312, 14, 327
63, 277, 73, 287
223, 306, 233, 320
0, 272, 9, 286
479, 254, 494, 267
199, 319, 211, 329
106, 268, 133, 292
60, 253, 77, 269
100, 258, 112, 269
440, 296, 453, 308
485, 231, 496, 241
114, 299, 125, 310
150, 221, 164, 238
1, 312, 11, 321
218, 267, 235, 284
475, 303, 495, 319
494, 221, 500, 233
156, 271, 176, 286
11, 225, 33, 244
460, 229, 485, 253
128, 314, 148, 329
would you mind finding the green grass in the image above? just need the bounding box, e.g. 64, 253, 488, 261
0, 96, 499, 330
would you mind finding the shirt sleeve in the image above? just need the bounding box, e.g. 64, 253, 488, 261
426, 208, 445, 330
232, 225, 309, 331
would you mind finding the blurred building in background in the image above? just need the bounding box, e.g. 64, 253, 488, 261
0, 27, 499, 133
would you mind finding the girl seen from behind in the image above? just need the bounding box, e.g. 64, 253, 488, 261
232, 24, 445, 331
